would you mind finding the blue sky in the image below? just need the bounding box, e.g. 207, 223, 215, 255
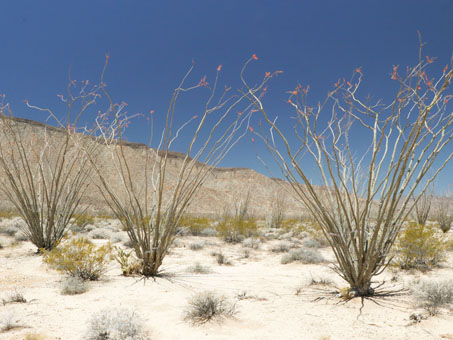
1, 0, 452, 192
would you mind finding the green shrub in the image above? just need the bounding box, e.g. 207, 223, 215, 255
72, 214, 95, 228
178, 215, 212, 236
114, 246, 142, 276
42, 237, 113, 280
216, 217, 258, 243
394, 222, 446, 270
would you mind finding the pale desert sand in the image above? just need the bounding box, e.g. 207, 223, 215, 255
1, 220, 453, 340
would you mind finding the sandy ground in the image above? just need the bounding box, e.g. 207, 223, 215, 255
1, 220, 453, 340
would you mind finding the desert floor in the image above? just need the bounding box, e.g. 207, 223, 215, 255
1, 217, 453, 340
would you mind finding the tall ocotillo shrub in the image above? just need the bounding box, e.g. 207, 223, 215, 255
0, 91, 97, 251
89, 57, 275, 276
244, 45, 453, 296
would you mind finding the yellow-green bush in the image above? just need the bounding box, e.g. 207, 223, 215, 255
42, 236, 113, 280
216, 216, 258, 243
72, 213, 95, 228
178, 215, 212, 235
394, 222, 446, 270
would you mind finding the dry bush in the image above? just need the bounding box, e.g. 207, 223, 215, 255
189, 241, 205, 251
186, 262, 211, 274
60, 276, 88, 295
242, 237, 261, 249
270, 241, 291, 253
42, 236, 113, 280
281, 248, 324, 264
84, 308, 149, 340
394, 222, 446, 270
412, 279, 453, 315
184, 291, 236, 325
2, 291, 26, 305
211, 250, 232, 265
1, 312, 21, 332
434, 200, 452, 233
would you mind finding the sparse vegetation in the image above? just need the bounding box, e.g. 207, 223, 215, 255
394, 222, 446, 270
60, 276, 88, 295
189, 241, 205, 251
84, 308, 149, 340
281, 248, 324, 264
42, 236, 113, 280
2, 291, 26, 305
186, 262, 211, 274
434, 199, 452, 233
412, 279, 453, 316
211, 250, 232, 265
270, 241, 291, 253
184, 291, 236, 325
1, 312, 21, 332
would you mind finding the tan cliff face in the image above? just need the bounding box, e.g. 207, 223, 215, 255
0, 116, 306, 218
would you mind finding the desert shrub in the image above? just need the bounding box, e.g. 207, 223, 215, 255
242, 237, 260, 249
216, 217, 258, 243
199, 228, 218, 237
211, 251, 231, 265
302, 238, 321, 248
88, 228, 111, 240
184, 291, 236, 325
60, 276, 88, 295
270, 241, 291, 253
394, 222, 446, 270
110, 232, 128, 244
189, 241, 205, 251
84, 308, 149, 340
2, 291, 26, 305
178, 216, 212, 236
0, 210, 17, 220
308, 276, 333, 286
412, 279, 453, 315
3, 225, 19, 236
73, 214, 95, 229
114, 247, 142, 276
14, 230, 29, 241
42, 237, 113, 280
281, 248, 324, 264
186, 262, 211, 274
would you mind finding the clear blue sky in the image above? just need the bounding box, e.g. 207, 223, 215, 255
1, 1, 452, 192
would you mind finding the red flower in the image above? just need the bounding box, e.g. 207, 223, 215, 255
248, 126, 254, 132
192, 115, 198, 119
288, 99, 293, 104
251, 138, 255, 143
217, 65, 223, 72
291, 91, 298, 95
265, 72, 270, 77
426, 56, 434, 64
443, 65, 449, 73
355, 67, 362, 74
252, 54, 258, 60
